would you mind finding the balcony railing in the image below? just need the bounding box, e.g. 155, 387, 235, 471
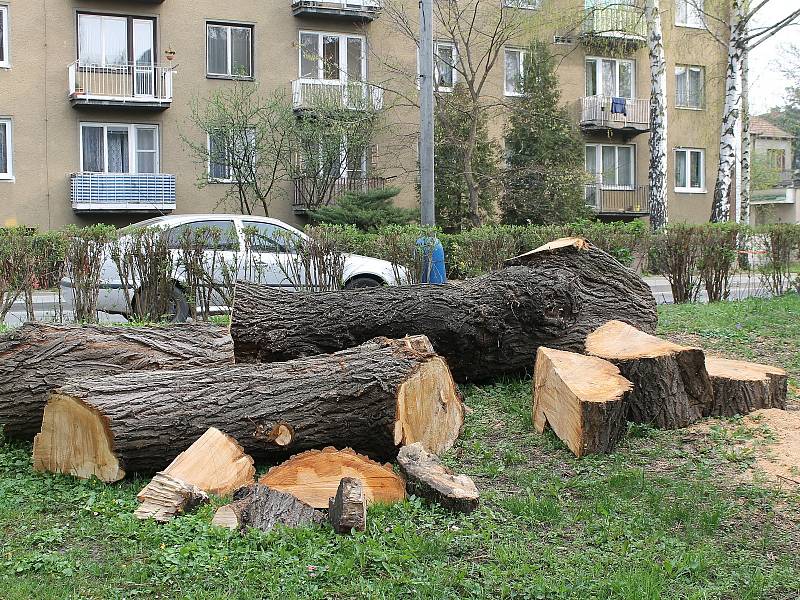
582, 5, 647, 43
579, 95, 650, 134
292, 79, 383, 111
585, 183, 650, 215
71, 173, 176, 213
291, 0, 382, 21
68, 61, 174, 109
293, 176, 387, 213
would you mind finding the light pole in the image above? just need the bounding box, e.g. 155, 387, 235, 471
419, 0, 435, 227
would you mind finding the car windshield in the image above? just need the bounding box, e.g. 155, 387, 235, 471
118, 217, 169, 235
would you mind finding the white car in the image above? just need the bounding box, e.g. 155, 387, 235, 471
60, 214, 408, 322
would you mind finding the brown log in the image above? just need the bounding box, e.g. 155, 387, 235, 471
213, 484, 325, 533
230, 238, 657, 382
396, 442, 478, 513
0, 322, 233, 440
705, 357, 788, 417
32, 336, 462, 481
532, 347, 632, 457
259, 447, 406, 509
328, 477, 367, 534
585, 320, 713, 429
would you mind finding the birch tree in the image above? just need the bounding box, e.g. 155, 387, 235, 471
740, 44, 751, 223
646, 0, 668, 230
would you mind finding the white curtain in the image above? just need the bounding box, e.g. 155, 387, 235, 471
107, 129, 129, 173
676, 67, 688, 106
675, 150, 687, 188
207, 26, 228, 75
0, 123, 7, 174
231, 27, 251, 77
81, 126, 104, 172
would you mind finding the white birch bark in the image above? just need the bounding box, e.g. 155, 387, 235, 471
740, 45, 751, 224
646, 0, 668, 230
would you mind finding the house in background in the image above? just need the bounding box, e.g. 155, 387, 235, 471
749, 116, 799, 225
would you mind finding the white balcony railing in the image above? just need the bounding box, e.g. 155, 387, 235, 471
70, 172, 176, 212
583, 5, 647, 40
580, 95, 649, 130
292, 79, 383, 111
68, 61, 174, 105
293, 0, 382, 9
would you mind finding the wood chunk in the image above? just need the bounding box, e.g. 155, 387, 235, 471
585, 320, 714, 429
328, 478, 366, 534
32, 337, 464, 481
396, 443, 479, 514
259, 447, 406, 509
705, 357, 788, 417
532, 347, 632, 457
241, 485, 325, 533
211, 498, 250, 530
133, 472, 209, 523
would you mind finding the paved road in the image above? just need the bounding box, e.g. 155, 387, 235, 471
643, 273, 770, 305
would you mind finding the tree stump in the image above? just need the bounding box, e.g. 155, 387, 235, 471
328, 478, 367, 534
705, 357, 788, 417
396, 443, 479, 513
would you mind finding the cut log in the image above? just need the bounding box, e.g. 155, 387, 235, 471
259, 447, 406, 509
133, 473, 209, 523
532, 347, 632, 457
396, 443, 479, 513
32, 336, 462, 480
212, 484, 324, 533
211, 497, 251, 530
705, 357, 788, 417
585, 320, 713, 429
0, 322, 233, 440
328, 477, 366, 534
230, 238, 657, 382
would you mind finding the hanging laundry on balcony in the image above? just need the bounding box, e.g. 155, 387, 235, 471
611, 97, 627, 116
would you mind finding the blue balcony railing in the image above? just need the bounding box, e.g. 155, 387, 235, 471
70, 172, 176, 212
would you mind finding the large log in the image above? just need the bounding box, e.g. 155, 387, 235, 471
585, 320, 713, 429
230, 238, 658, 382
0, 322, 233, 440
705, 357, 788, 417
532, 347, 632, 457
32, 336, 463, 480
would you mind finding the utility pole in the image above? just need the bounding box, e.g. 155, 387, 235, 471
419, 0, 435, 226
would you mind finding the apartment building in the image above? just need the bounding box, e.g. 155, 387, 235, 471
0, 0, 728, 230
749, 116, 799, 224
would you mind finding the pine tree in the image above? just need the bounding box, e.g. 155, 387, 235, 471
501, 41, 589, 225
309, 187, 416, 232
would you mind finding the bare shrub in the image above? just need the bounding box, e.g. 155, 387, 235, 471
698, 223, 740, 302
63, 225, 117, 323
650, 224, 702, 304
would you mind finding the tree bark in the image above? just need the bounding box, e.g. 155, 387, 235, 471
32, 337, 463, 481
328, 477, 367, 534
532, 347, 632, 457
214, 485, 325, 533
230, 238, 658, 382
705, 357, 787, 417
740, 45, 751, 224
646, 0, 669, 230
0, 322, 234, 440
586, 320, 713, 429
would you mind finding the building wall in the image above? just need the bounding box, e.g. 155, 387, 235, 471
0, 0, 729, 231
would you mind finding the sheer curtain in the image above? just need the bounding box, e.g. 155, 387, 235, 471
81, 126, 104, 172
107, 128, 129, 173
207, 26, 228, 75
676, 67, 688, 106
0, 122, 7, 174
231, 27, 252, 77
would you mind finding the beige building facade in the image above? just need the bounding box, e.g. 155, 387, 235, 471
0, 0, 728, 231
749, 115, 799, 224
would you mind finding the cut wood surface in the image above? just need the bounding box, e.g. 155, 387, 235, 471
259, 447, 406, 509
212, 484, 324, 533
211, 498, 250, 530
532, 347, 632, 457
32, 337, 462, 481
0, 322, 233, 440
230, 238, 657, 382
328, 477, 367, 534
133, 472, 209, 523
706, 357, 788, 417
396, 443, 479, 514
585, 320, 713, 429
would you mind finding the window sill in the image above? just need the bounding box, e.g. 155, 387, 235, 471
674, 187, 707, 194
206, 74, 255, 82
208, 179, 234, 184
675, 105, 705, 111
0, 176, 15, 182
674, 23, 705, 30
504, 91, 524, 98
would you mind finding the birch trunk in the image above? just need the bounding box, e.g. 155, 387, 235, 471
646, 0, 668, 230
740, 46, 751, 224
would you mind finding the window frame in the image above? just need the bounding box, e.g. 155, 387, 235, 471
433, 41, 457, 92
206, 127, 257, 184
675, 64, 705, 109
0, 117, 12, 180
674, 147, 705, 193
504, 47, 527, 97
206, 22, 254, 79
79, 122, 160, 175
297, 30, 366, 83
0, 5, 9, 68
76, 12, 158, 69
585, 143, 636, 190
585, 56, 636, 99
675, 0, 705, 29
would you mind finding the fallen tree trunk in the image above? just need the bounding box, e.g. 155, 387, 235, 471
329, 478, 367, 534
396, 443, 479, 513
32, 337, 463, 480
230, 238, 658, 382
213, 485, 324, 533
705, 357, 788, 417
585, 320, 713, 429
0, 322, 234, 440
532, 347, 632, 457
259, 447, 406, 509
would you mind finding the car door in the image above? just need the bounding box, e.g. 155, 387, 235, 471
239, 220, 307, 289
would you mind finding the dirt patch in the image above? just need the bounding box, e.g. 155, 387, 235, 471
748, 408, 800, 486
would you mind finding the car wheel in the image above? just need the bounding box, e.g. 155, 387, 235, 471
344, 276, 383, 290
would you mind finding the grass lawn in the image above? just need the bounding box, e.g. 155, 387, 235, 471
1, 296, 799, 599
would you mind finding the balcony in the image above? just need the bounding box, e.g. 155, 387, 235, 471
579, 95, 650, 136
292, 79, 383, 112
293, 176, 387, 213
68, 62, 174, 110
71, 173, 176, 213
585, 184, 650, 216
291, 0, 382, 22
581, 5, 646, 47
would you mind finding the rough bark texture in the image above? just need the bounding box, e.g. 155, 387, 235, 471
586, 321, 713, 430
740, 46, 751, 224
706, 357, 787, 417
532, 347, 632, 457
0, 322, 234, 440
328, 477, 367, 534
32, 337, 463, 480
231, 238, 658, 382
133, 472, 209, 523
396, 443, 479, 514
646, 0, 669, 230
220, 485, 325, 533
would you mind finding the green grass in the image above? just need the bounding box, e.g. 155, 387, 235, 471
1, 296, 799, 599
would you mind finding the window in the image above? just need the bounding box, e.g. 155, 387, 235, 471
207, 128, 256, 183
80, 123, 159, 174
0, 5, 9, 68
675, 65, 704, 108
0, 118, 11, 179
585, 144, 635, 189
504, 48, 527, 96
207, 23, 253, 78
767, 148, 787, 171
674, 148, 705, 192
675, 0, 704, 28
242, 221, 297, 253
585, 57, 635, 98
166, 220, 239, 251
299, 31, 364, 82
78, 14, 155, 68
434, 41, 456, 91
502, 0, 541, 9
